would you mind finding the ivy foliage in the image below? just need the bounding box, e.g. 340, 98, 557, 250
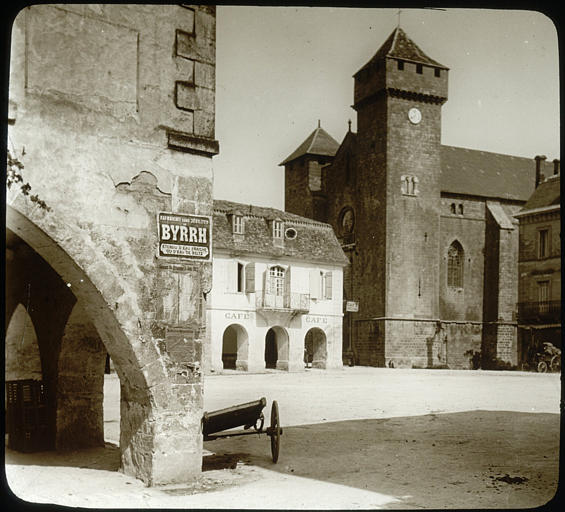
7, 149, 51, 211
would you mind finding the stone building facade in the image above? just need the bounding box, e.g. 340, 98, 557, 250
282, 27, 542, 369
515, 161, 561, 366
205, 200, 348, 374
6, 5, 218, 485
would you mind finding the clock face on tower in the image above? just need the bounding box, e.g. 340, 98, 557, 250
408, 107, 422, 125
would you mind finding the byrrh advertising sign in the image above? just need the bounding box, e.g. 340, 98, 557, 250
157, 212, 212, 261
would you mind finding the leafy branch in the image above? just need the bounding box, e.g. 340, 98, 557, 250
6, 149, 51, 211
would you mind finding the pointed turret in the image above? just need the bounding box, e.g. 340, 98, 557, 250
280, 122, 340, 166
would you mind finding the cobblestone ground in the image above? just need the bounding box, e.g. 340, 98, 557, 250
5, 367, 561, 509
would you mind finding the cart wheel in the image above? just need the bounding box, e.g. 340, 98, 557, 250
269, 400, 281, 463
550, 355, 561, 373
537, 360, 548, 373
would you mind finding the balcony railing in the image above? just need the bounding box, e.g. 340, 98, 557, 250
256, 292, 310, 313
517, 300, 562, 324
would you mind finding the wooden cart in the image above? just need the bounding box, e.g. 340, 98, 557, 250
202, 397, 282, 463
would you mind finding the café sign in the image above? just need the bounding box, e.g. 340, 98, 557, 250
345, 301, 359, 312
157, 212, 212, 261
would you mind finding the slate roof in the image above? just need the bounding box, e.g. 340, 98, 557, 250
519, 174, 560, 212
355, 27, 448, 77
279, 124, 340, 166
440, 145, 536, 202
213, 199, 349, 266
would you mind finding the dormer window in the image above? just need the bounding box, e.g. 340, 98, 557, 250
232, 214, 244, 234
272, 219, 284, 239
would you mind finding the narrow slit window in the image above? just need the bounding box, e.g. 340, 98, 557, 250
447, 241, 464, 288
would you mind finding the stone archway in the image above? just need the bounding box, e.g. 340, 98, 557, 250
5, 304, 42, 382
222, 324, 249, 371
265, 326, 290, 370
6, 204, 204, 485
305, 327, 328, 369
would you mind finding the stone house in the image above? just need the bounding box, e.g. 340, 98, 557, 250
282, 27, 544, 369
514, 159, 561, 366
204, 200, 349, 373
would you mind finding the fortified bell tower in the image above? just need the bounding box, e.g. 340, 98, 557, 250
352, 27, 449, 324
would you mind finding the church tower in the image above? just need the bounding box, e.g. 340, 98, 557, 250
352, 27, 448, 323
280, 122, 340, 222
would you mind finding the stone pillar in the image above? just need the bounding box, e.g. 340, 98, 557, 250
56, 303, 106, 450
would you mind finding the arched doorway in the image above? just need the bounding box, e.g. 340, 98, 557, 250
5, 304, 42, 382
222, 324, 249, 371
264, 326, 289, 370
305, 328, 327, 369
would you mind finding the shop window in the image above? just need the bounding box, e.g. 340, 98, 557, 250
447, 241, 464, 288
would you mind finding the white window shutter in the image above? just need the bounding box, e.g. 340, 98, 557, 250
226, 260, 237, 293
309, 269, 319, 299
285, 266, 292, 303
245, 262, 255, 292
264, 269, 271, 295
324, 271, 333, 299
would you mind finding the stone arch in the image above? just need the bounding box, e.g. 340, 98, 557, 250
265, 326, 289, 371
5, 303, 42, 382
5, 204, 170, 483
305, 327, 327, 369
221, 323, 249, 371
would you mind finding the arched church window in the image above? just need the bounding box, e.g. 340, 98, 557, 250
447, 241, 464, 288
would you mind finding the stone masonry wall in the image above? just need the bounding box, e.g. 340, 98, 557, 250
8, 5, 217, 485
354, 318, 483, 369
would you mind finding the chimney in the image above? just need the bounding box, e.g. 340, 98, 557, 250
553, 159, 560, 176
534, 155, 547, 188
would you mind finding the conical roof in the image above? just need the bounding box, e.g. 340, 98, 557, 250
279, 124, 340, 166
355, 27, 448, 77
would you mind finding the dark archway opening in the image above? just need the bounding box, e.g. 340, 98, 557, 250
265, 328, 278, 369
222, 326, 238, 369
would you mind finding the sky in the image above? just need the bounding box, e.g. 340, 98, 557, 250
213, 7, 560, 210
